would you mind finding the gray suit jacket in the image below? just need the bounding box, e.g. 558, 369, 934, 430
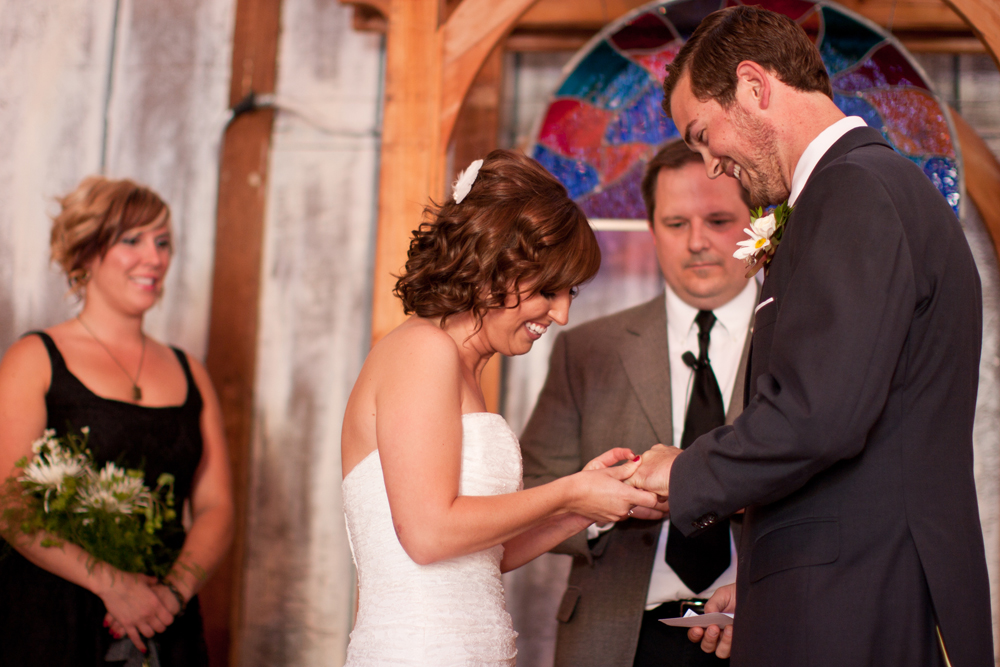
521, 292, 752, 667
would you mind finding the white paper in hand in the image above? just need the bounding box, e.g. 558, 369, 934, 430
659, 608, 734, 628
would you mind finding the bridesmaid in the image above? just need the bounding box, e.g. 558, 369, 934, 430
0, 176, 234, 666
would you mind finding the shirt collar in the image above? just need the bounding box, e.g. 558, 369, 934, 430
665, 279, 758, 341
788, 116, 868, 206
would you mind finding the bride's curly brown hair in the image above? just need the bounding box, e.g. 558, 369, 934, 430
394, 149, 601, 329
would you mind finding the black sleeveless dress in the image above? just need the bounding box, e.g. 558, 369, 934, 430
0, 332, 210, 667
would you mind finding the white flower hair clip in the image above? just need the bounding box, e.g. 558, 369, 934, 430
452, 158, 483, 204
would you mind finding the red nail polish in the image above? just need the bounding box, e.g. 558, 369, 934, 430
632, 455, 641, 462
103, 619, 109, 628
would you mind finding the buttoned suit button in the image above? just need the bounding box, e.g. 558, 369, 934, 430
693, 513, 718, 529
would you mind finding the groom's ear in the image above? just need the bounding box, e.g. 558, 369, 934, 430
734, 61, 771, 111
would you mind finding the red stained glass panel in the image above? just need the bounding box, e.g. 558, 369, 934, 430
537, 100, 613, 157
861, 88, 955, 158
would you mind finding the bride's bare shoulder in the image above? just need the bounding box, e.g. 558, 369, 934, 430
373, 317, 459, 365
351, 319, 462, 402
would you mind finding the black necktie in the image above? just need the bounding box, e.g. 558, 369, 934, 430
665, 310, 731, 594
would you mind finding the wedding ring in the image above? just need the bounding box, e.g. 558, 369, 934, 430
627, 507, 634, 517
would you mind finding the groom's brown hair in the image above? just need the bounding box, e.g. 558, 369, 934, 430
663, 5, 832, 117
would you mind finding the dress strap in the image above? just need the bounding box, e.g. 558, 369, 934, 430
170, 347, 199, 408
23, 331, 69, 376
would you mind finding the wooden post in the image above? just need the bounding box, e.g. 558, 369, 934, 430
201, 1, 282, 666
943, 0, 1000, 68
370, 0, 444, 346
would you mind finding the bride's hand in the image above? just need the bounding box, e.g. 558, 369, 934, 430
583, 447, 635, 471
566, 456, 660, 524
581, 448, 668, 520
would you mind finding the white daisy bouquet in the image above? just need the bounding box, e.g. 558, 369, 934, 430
2, 428, 180, 579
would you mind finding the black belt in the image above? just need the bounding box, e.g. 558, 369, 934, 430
645, 598, 709, 620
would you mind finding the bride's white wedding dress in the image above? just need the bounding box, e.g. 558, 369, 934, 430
343, 412, 521, 666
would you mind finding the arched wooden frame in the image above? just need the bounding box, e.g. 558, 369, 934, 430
371, 0, 1000, 376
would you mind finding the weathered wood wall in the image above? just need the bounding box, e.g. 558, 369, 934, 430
236, 1, 383, 664
0, 0, 234, 357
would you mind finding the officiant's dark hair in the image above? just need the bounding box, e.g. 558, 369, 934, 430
640, 139, 751, 223
394, 149, 600, 330
662, 5, 832, 117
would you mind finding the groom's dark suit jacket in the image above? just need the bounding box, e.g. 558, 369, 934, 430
670, 127, 993, 666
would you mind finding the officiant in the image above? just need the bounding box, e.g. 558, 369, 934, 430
520, 138, 757, 667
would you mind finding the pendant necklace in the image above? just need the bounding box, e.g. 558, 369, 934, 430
77, 315, 147, 402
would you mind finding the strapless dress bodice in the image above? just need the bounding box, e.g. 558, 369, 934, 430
343, 412, 522, 666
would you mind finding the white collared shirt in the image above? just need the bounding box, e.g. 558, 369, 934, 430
789, 116, 868, 206
585, 281, 758, 605
639, 280, 757, 608
665, 281, 758, 449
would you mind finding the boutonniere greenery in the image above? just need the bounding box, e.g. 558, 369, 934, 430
734, 201, 792, 278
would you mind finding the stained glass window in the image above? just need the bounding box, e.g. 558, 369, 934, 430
530, 0, 962, 222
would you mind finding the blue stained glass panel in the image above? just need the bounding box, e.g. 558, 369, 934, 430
557, 41, 650, 110
532, 144, 601, 200
923, 157, 961, 215
818, 7, 885, 75
605, 82, 678, 145
833, 94, 886, 135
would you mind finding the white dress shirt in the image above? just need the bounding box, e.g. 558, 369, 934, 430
643, 280, 758, 608
789, 116, 868, 206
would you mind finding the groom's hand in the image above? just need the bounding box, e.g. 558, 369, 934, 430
687, 583, 735, 658
624, 444, 679, 497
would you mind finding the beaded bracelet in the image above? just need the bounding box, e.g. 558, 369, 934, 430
163, 580, 188, 616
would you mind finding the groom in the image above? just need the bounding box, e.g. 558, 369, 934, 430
627, 6, 994, 667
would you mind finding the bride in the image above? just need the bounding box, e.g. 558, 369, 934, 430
340, 150, 661, 665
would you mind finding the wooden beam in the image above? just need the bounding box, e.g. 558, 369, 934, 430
202, 1, 282, 666
345, 0, 986, 54
942, 0, 1000, 70
439, 0, 540, 193
953, 108, 1000, 266
370, 0, 443, 346
896, 32, 987, 53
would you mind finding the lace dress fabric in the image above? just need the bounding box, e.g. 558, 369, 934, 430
343, 412, 522, 666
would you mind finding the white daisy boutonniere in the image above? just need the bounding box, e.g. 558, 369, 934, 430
734, 201, 791, 277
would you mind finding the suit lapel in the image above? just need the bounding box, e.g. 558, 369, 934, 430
618, 294, 673, 445
726, 280, 761, 424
